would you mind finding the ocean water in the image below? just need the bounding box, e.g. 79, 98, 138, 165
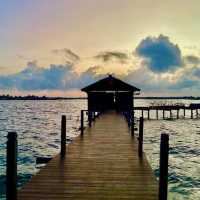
0, 99, 200, 200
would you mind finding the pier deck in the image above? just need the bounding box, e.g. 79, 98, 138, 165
18, 111, 158, 200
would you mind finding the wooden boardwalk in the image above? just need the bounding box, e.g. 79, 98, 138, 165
18, 111, 158, 200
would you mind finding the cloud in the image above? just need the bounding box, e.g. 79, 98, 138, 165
135, 35, 182, 73
0, 61, 104, 91
52, 48, 80, 63
0, 61, 75, 91
169, 78, 198, 90
184, 55, 200, 65
94, 51, 129, 64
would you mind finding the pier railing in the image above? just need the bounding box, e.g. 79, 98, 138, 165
80, 110, 102, 135
124, 111, 169, 200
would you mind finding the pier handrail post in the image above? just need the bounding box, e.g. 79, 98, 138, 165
81, 110, 84, 136
6, 132, 17, 200
88, 110, 92, 127
159, 133, 169, 200
131, 109, 134, 136
138, 117, 143, 157
61, 115, 66, 157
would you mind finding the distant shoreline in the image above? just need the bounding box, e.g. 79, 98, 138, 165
0, 95, 200, 100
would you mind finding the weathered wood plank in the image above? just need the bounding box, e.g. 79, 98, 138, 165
18, 111, 158, 200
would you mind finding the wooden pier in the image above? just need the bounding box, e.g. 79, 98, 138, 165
135, 104, 200, 120
18, 111, 158, 200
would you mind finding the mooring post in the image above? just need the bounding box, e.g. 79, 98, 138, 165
191, 109, 193, 119
159, 133, 169, 200
156, 109, 158, 120
61, 115, 66, 157
170, 110, 172, 119
138, 117, 144, 157
183, 108, 185, 118
196, 109, 198, 118
6, 132, 17, 200
163, 110, 165, 119
142, 110, 144, 119
81, 110, 84, 136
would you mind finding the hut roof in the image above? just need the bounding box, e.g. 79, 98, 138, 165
81, 75, 140, 92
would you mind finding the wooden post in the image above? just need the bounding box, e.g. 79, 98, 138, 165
156, 109, 158, 120
61, 115, 66, 157
81, 110, 84, 136
177, 110, 179, 119
196, 109, 198, 118
159, 133, 169, 200
6, 132, 17, 200
148, 110, 150, 120
163, 110, 165, 119
138, 117, 144, 157
183, 108, 185, 118
88, 111, 92, 127
142, 110, 144, 118
131, 109, 134, 136
170, 110, 172, 119
92, 111, 95, 121
191, 109, 193, 119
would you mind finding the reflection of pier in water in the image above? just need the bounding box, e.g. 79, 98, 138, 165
135, 104, 200, 119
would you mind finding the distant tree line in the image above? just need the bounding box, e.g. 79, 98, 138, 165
0, 95, 87, 100
0, 94, 199, 100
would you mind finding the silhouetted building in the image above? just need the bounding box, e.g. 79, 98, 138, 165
81, 75, 140, 111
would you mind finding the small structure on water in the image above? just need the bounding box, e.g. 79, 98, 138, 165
81, 75, 140, 111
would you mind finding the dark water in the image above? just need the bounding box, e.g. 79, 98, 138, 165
0, 99, 200, 199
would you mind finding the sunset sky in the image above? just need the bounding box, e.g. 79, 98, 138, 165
1, 0, 200, 96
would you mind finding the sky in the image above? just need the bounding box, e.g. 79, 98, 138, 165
1, 0, 200, 96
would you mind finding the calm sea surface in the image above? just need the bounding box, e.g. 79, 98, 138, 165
0, 99, 200, 200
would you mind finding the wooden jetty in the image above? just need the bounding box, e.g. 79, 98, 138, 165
6, 75, 169, 200
135, 104, 200, 120
17, 111, 158, 200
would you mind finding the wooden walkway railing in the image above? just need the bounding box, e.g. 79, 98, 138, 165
6, 111, 169, 200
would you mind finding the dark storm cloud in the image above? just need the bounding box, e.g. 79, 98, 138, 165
94, 51, 129, 63
135, 35, 182, 73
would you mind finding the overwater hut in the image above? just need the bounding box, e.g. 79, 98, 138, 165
81, 75, 140, 111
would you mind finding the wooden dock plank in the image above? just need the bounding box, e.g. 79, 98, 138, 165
18, 111, 158, 200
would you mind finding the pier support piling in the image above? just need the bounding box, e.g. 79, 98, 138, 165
6, 132, 17, 200
138, 117, 144, 157
159, 133, 169, 200
61, 115, 66, 157
177, 110, 179, 119
81, 110, 84, 136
